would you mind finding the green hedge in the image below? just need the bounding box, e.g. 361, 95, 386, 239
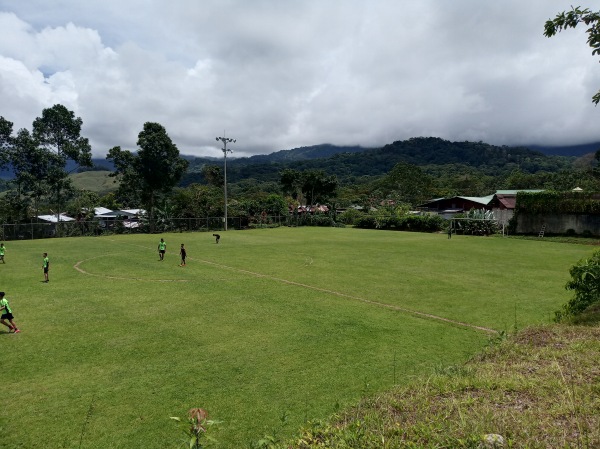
516, 191, 600, 214
354, 214, 445, 232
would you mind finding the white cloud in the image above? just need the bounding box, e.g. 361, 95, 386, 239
1, 1, 600, 157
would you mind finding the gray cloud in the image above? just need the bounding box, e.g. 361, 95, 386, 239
1, 1, 599, 158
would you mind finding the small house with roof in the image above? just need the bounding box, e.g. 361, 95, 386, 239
418, 195, 494, 219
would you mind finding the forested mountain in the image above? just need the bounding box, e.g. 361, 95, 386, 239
182, 137, 574, 186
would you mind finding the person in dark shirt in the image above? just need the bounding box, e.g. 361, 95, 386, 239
179, 244, 187, 267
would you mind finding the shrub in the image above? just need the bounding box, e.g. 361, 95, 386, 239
555, 250, 600, 321
338, 209, 364, 225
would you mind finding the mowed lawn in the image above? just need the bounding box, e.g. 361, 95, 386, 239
0, 227, 593, 448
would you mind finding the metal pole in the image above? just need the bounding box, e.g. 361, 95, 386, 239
215, 133, 236, 231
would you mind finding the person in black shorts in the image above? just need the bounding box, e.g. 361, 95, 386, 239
213, 234, 220, 244
158, 238, 166, 261
179, 243, 187, 267
0, 292, 20, 333
42, 252, 50, 282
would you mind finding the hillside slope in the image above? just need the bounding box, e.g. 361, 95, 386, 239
278, 320, 600, 448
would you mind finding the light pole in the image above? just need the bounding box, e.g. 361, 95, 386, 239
215, 134, 236, 231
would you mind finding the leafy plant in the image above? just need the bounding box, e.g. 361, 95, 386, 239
171, 408, 219, 449
556, 250, 600, 321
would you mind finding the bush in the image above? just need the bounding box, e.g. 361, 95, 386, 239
354, 214, 445, 233
338, 209, 364, 225
555, 250, 600, 321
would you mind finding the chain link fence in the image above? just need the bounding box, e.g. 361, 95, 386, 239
0, 215, 299, 241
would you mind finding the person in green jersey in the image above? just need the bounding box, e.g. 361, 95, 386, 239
0, 292, 20, 333
42, 252, 50, 282
158, 238, 167, 261
0, 243, 5, 263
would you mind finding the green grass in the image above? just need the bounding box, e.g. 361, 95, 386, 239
0, 228, 594, 448
70, 170, 118, 195
284, 322, 600, 448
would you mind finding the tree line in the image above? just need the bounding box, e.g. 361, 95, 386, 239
2, 103, 600, 232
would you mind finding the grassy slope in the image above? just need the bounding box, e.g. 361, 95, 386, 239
0, 228, 594, 448
282, 321, 600, 448
69, 170, 118, 195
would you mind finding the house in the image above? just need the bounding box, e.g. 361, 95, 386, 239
489, 190, 544, 225
418, 195, 494, 219
37, 213, 76, 236
93, 208, 145, 229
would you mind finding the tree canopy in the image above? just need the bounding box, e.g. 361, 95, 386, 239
108, 122, 189, 220
545, 6, 600, 104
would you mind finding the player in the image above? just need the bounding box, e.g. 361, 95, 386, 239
213, 234, 220, 244
0, 292, 20, 333
179, 243, 187, 267
158, 238, 167, 261
42, 252, 50, 282
0, 243, 5, 263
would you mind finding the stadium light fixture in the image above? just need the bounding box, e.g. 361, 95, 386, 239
215, 133, 236, 231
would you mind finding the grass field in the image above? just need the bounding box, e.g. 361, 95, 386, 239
0, 227, 594, 448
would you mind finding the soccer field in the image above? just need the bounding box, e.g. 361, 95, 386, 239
0, 228, 593, 448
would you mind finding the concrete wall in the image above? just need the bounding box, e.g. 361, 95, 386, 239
516, 213, 600, 236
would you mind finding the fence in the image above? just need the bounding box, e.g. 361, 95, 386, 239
0, 215, 295, 241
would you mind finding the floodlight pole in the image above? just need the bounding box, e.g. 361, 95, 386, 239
215, 133, 236, 231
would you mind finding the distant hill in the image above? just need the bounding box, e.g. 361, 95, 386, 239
0, 138, 582, 187
528, 142, 600, 157
244, 143, 370, 163
182, 137, 573, 185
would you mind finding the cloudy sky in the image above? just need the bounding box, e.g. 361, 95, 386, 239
1, 1, 600, 158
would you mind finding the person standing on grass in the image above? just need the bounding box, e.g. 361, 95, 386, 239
158, 238, 167, 261
0, 292, 20, 333
0, 243, 5, 263
179, 243, 187, 267
42, 252, 50, 282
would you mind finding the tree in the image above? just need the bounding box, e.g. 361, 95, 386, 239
32, 104, 92, 221
0, 116, 13, 169
9, 129, 56, 219
279, 168, 337, 206
280, 168, 302, 200
300, 170, 338, 206
201, 165, 224, 187
544, 6, 600, 104
107, 122, 189, 225
377, 162, 434, 206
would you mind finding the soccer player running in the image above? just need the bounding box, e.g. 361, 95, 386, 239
0, 243, 5, 263
158, 238, 167, 261
0, 292, 20, 333
42, 252, 50, 282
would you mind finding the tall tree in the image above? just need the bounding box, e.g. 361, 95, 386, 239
0, 117, 14, 174
9, 129, 56, 219
545, 6, 600, 104
32, 104, 92, 220
300, 169, 338, 206
107, 122, 189, 224
378, 162, 434, 206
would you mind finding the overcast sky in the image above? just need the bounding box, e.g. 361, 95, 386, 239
1, 1, 600, 158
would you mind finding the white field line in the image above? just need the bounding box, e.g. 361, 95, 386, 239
73, 254, 190, 282
89, 239, 499, 335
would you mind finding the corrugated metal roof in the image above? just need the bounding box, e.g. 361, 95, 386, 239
494, 189, 544, 195
37, 214, 75, 223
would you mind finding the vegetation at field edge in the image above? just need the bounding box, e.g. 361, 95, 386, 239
277, 320, 600, 449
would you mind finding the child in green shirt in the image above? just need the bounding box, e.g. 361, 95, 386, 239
0, 292, 20, 333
